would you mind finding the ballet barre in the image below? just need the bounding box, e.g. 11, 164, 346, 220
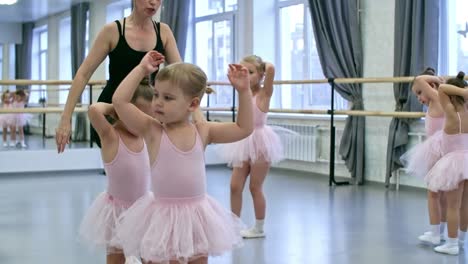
199, 107, 426, 118
0, 107, 88, 113
1, 75, 452, 187
0, 74, 467, 86
0, 80, 107, 85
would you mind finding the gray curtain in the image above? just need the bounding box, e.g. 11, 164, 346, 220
308, 0, 365, 184
385, 0, 439, 186
15, 22, 34, 92
71, 2, 89, 141
161, 0, 190, 59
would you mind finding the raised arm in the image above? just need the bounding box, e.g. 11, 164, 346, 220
112, 51, 165, 137
206, 64, 253, 144
160, 23, 182, 64
56, 23, 117, 153
439, 83, 468, 98
262, 62, 275, 98
412, 75, 443, 101
437, 84, 466, 114
88, 103, 116, 138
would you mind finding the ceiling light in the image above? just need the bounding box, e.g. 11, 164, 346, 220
0, 0, 18, 5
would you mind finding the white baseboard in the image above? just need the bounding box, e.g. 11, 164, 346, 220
0, 145, 226, 174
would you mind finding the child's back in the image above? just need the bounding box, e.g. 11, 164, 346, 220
79, 80, 154, 258
425, 72, 468, 192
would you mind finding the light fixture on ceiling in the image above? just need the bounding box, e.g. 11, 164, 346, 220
0, 0, 17, 5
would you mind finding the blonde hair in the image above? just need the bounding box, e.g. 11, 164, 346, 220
242, 55, 266, 75
242, 55, 266, 90
156, 63, 208, 100
132, 77, 154, 103
1, 90, 10, 102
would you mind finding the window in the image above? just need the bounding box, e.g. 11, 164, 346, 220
440, 0, 468, 75
0, 45, 3, 91
124, 7, 131, 17
31, 25, 48, 105
59, 17, 72, 105
58, 14, 90, 105
276, 0, 346, 110
82, 11, 91, 104
8, 44, 15, 91
106, 0, 131, 22
189, 0, 237, 108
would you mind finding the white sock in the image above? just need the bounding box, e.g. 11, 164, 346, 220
459, 230, 466, 241
254, 219, 264, 232
431, 224, 441, 236
447, 237, 458, 246
441, 222, 447, 235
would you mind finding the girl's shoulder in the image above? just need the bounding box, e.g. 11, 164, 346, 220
194, 121, 211, 147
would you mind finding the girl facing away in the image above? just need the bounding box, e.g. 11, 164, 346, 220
80, 79, 155, 264
1, 90, 14, 147
11, 89, 30, 148
112, 51, 253, 263
424, 72, 468, 255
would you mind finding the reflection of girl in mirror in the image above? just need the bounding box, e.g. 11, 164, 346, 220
11, 90, 30, 148
1, 90, 14, 148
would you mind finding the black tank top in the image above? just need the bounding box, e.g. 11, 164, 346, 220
98, 18, 165, 103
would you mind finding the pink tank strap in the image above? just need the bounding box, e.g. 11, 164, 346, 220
116, 132, 145, 154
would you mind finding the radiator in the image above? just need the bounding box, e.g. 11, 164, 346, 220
268, 123, 319, 162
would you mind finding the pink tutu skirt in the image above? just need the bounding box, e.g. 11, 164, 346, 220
116, 193, 244, 263
10, 113, 32, 127
79, 192, 144, 253
219, 125, 286, 167
400, 132, 443, 179
425, 150, 468, 192
0, 113, 13, 127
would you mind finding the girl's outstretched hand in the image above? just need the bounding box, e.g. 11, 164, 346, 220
227, 64, 249, 93
139, 51, 165, 75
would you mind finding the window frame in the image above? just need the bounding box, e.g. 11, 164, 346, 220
274, 0, 347, 110
0, 44, 3, 92
30, 25, 48, 105
190, 0, 238, 108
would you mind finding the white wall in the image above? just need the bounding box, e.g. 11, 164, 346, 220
0, 23, 22, 44
360, 0, 425, 188
361, 0, 397, 184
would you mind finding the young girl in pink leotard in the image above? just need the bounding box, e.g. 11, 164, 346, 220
423, 72, 468, 255
80, 79, 154, 264
401, 68, 447, 245
112, 51, 253, 264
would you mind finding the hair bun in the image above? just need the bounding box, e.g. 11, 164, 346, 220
447, 71, 467, 88
140, 76, 150, 86
421, 67, 435, 76
205, 87, 216, 94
